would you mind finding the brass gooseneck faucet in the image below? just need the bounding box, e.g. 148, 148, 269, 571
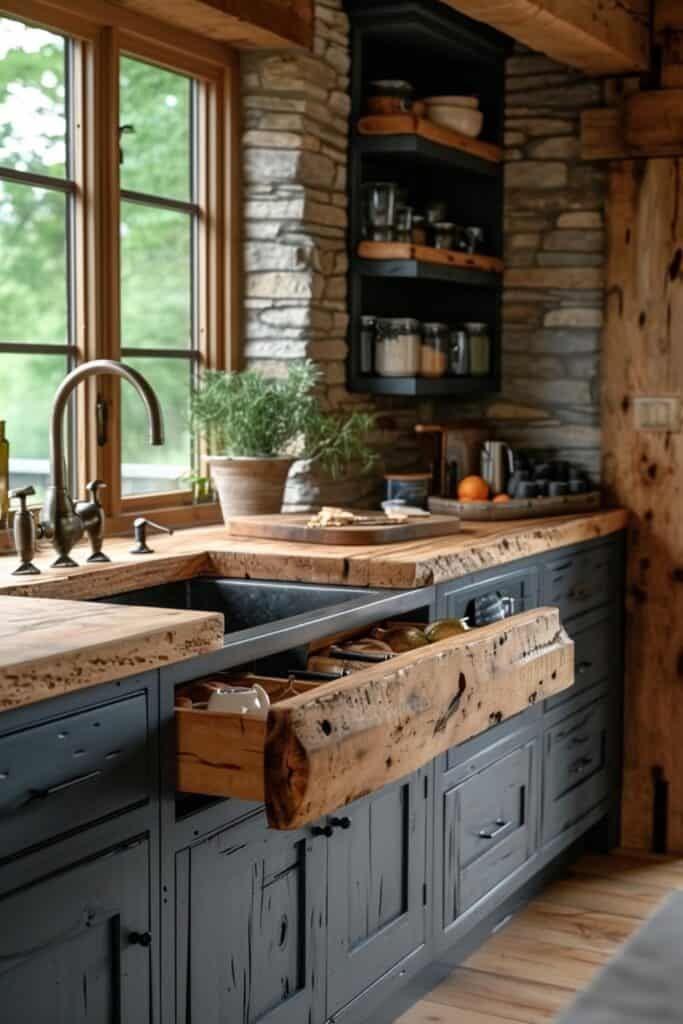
40, 360, 164, 567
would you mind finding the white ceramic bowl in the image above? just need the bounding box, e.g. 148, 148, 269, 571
426, 104, 483, 138
422, 95, 479, 110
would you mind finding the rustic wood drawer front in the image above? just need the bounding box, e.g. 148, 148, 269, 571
443, 742, 538, 921
543, 546, 614, 621
0, 693, 150, 862
545, 609, 612, 711
176, 608, 573, 829
542, 697, 609, 845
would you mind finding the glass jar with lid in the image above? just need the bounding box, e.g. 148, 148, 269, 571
375, 318, 420, 377
420, 322, 449, 378
465, 322, 491, 376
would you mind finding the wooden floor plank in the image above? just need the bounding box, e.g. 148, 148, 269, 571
502, 899, 637, 955
425, 967, 574, 1023
571, 852, 683, 890
540, 872, 665, 920
393, 998, 519, 1024
464, 933, 606, 990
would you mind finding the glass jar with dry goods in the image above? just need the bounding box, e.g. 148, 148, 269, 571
362, 181, 398, 239
375, 318, 420, 377
420, 322, 449, 378
411, 215, 427, 245
465, 321, 491, 376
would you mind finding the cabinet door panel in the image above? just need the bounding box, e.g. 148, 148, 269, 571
327, 769, 428, 1016
0, 838, 151, 1024
185, 818, 325, 1024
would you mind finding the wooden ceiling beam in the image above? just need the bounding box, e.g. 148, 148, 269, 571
438, 0, 650, 74
111, 0, 314, 49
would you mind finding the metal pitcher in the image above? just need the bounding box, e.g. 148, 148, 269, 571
480, 441, 515, 496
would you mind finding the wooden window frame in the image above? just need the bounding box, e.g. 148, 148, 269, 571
0, 0, 241, 536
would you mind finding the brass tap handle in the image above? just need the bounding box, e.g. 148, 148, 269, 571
9, 486, 40, 576
77, 479, 110, 564
130, 517, 174, 555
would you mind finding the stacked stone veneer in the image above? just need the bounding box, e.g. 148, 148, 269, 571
241, 15, 607, 506
241, 0, 429, 509
492, 47, 606, 481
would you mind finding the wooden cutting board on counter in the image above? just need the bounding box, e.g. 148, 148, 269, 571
226, 512, 462, 546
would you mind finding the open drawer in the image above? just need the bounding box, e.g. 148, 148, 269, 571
176, 607, 574, 830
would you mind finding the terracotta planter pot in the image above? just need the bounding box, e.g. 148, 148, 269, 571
206, 456, 295, 521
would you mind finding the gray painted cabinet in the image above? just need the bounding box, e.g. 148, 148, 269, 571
177, 813, 327, 1024
0, 531, 626, 1024
326, 768, 429, 1016
0, 837, 152, 1024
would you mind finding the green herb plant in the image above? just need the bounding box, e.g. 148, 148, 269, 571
191, 361, 376, 478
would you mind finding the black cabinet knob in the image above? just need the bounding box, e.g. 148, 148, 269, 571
129, 930, 152, 948
311, 825, 333, 838
331, 816, 352, 830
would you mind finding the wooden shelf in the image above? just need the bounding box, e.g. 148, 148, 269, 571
347, 374, 500, 397
358, 241, 503, 275
358, 115, 503, 170
353, 255, 501, 289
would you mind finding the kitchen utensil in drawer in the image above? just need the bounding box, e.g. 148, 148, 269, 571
0, 693, 150, 862
207, 683, 270, 718
471, 591, 516, 626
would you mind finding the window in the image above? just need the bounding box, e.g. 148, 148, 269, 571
0, 1, 237, 531
0, 17, 76, 501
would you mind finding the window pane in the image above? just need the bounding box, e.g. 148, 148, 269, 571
121, 356, 192, 495
0, 17, 66, 178
119, 56, 191, 201
0, 181, 68, 344
120, 201, 192, 349
0, 352, 68, 501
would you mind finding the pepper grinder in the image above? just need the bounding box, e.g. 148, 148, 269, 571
9, 486, 41, 576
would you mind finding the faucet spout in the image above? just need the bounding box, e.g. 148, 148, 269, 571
42, 359, 165, 567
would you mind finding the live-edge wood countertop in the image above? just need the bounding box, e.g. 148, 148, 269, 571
0, 509, 627, 711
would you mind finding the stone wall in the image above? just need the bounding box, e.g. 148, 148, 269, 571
241, 16, 607, 505
241, 0, 428, 509
492, 47, 606, 481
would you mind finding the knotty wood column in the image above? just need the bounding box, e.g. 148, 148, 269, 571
603, 159, 683, 852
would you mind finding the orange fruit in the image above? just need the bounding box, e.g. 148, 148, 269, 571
493, 494, 511, 503
457, 475, 490, 501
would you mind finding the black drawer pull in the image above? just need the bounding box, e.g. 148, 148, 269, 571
311, 825, 333, 838
330, 816, 352, 830
34, 768, 103, 799
570, 582, 593, 601
569, 755, 594, 776
577, 661, 593, 674
129, 931, 152, 948
478, 818, 509, 840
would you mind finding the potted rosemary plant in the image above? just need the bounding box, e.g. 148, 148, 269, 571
191, 361, 376, 520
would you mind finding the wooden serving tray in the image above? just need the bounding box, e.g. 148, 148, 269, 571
226, 512, 462, 546
357, 114, 503, 164
176, 608, 574, 829
429, 491, 601, 522
358, 240, 503, 274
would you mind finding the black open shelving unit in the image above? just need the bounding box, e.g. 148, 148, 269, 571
345, 0, 510, 398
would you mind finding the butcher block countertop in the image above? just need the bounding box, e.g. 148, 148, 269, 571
0, 596, 224, 711
0, 508, 627, 599
0, 508, 627, 711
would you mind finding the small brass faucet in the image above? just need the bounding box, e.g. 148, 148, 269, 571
40, 360, 164, 567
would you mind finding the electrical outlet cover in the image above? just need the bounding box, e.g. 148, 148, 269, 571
633, 396, 681, 432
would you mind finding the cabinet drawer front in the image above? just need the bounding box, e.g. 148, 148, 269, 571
543, 547, 614, 620
443, 741, 537, 921
545, 610, 612, 711
543, 697, 609, 844
0, 693, 150, 861
177, 607, 573, 829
